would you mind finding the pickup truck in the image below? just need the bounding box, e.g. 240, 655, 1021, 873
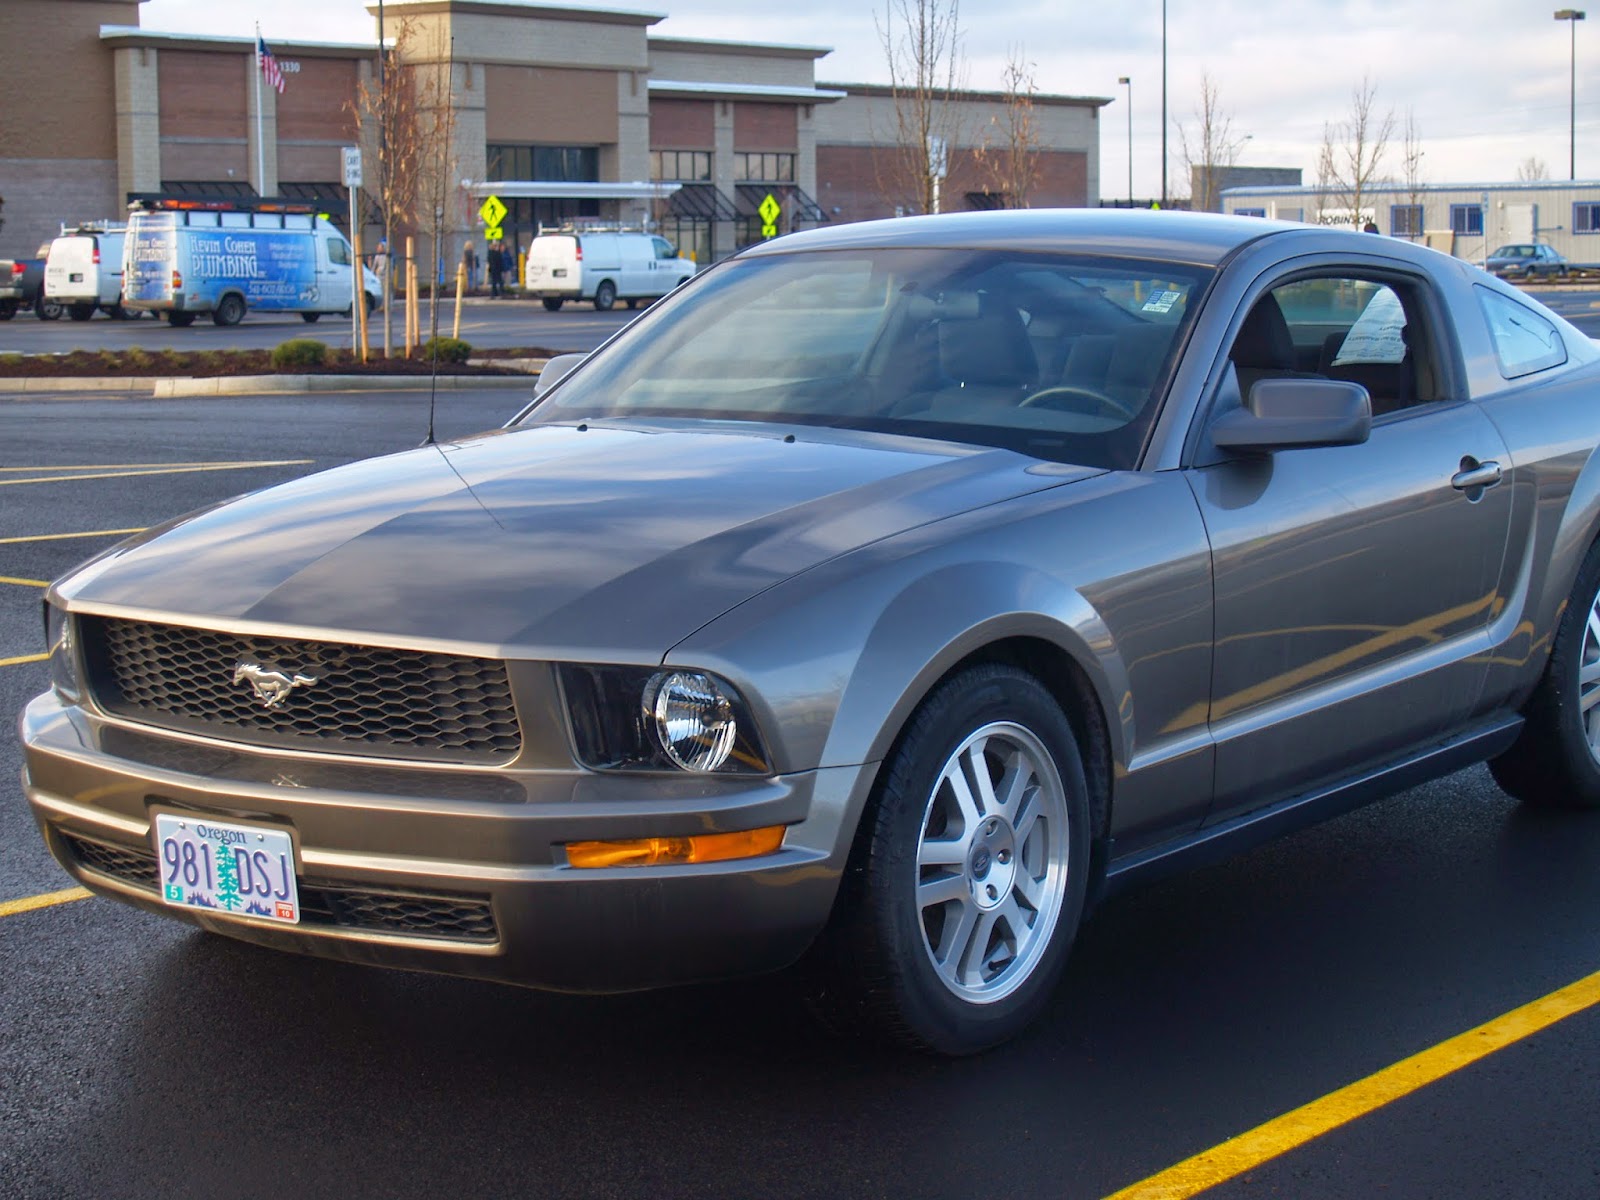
0, 245, 62, 319
0, 257, 21, 319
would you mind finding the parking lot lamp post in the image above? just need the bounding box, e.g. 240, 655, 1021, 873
1119, 77, 1132, 206
1556, 9, 1586, 179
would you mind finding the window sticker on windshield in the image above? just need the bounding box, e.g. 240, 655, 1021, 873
1142, 289, 1182, 314
1333, 287, 1407, 365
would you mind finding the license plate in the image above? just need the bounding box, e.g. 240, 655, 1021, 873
153, 814, 300, 924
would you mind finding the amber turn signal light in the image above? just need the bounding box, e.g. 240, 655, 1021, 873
565, 825, 785, 869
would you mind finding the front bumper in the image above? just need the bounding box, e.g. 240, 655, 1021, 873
20, 692, 875, 992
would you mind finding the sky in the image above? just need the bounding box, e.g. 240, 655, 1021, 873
139, 0, 1598, 200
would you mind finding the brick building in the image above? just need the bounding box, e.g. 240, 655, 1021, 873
0, 0, 1107, 267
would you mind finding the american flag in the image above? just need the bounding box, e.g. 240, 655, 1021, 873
257, 35, 285, 94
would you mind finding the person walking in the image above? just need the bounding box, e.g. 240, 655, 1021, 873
487, 240, 506, 298
461, 240, 479, 292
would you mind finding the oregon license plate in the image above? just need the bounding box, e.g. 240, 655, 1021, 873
153, 814, 300, 924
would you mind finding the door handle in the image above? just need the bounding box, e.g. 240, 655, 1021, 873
1451, 459, 1502, 492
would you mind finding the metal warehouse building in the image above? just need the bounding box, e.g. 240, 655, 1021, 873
1221, 179, 1600, 264
0, 0, 1107, 267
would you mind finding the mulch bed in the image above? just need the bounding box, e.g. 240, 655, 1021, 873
0, 347, 568, 378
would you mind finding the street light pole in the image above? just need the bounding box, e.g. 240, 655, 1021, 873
1556, 9, 1586, 180
1160, 0, 1168, 207
1118, 77, 1132, 206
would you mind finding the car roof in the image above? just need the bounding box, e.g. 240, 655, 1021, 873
741, 208, 1317, 268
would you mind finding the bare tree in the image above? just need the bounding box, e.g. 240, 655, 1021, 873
1516, 155, 1550, 182
969, 47, 1040, 208
1401, 109, 1425, 204
875, 0, 965, 215
349, 18, 458, 354
1316, 76, 1395, 229
1177, 73, 1248, 213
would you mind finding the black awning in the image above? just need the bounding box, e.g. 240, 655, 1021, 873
734, 184, 828, 223
160, 180, 259, 198
667, 183, 739, 221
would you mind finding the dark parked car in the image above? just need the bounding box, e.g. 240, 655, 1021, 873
1487, 242, 1569, 279
21, 210, 1600, 1054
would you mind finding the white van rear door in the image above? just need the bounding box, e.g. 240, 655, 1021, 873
321, 235, 355, 312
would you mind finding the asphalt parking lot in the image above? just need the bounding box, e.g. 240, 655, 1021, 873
4, 388, 1600, 1199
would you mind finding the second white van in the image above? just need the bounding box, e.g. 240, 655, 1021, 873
524, 231, 695, 312
44, 227, 132, 321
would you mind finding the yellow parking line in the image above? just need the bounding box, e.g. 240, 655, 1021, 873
0, 887, 93, 919
0, 652, 48, 666
0, 460, 313, 487
1104, 967, 1600, 1199
0, 575, 48, 588
0, 528, 145, 544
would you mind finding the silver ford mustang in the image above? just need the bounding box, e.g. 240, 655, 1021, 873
21, 209, 1600, 1054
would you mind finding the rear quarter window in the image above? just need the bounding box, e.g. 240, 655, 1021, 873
1476, 286, 1569, 380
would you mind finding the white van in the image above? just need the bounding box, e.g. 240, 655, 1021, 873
123, 197, 380, 327
524, 231, 695, 312
44, 226, 132, 321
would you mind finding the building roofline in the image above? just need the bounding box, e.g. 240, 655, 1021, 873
648, 80, 846, 103
648, 35, 831, 59
366, 0, 664, 26
818, 80, 1111, 108
100, 25, 380, 54
1222, 179, 1600, 197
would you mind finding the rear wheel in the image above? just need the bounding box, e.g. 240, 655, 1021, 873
301, 312, 321, 324
166, 311, 196, 328
593, 280, 617, 312
0, 300, 16, 321
1491, 538, 1600, 808
542, 297, 564, 312
67, 304, 94, 322
212, 293, 246, 327
810, 664, 1090, 1055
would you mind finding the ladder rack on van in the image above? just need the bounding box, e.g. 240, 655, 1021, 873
127, 194, 323, 217
537, 220, 653, 235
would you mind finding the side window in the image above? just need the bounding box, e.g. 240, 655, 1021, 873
652, 237, 675, 261
1226, 274, 1446, 417
326, 238, 350, 267
1476, 287, 1568, 379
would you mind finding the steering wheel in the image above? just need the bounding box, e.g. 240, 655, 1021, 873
1019, 385, 1140, 422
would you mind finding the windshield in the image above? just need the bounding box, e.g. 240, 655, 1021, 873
515, 247, 1212, 470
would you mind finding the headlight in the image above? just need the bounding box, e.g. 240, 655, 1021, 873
43, 600, 81, 703
557, 664, 771, 775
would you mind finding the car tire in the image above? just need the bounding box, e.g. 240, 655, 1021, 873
35, 299, 62, 321
213, 294, 246, 327
809, 663, 1091, 1055
542, 298, 564, 312
593, 281, 617, 312
0, 300, 16, 321
1490, 538, 1600, 808
166, 311, 196, 328
67, 304, 95, 322
301, 312, 321, 323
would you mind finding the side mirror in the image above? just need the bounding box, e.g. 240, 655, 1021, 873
1210, 377, 1372, 453
533, 352, 587, 398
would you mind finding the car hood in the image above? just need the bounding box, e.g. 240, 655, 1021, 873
58, 423, 1100, 660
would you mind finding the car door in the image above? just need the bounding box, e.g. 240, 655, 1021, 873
1185, 265, 1515, 823
321, 235, 354, 312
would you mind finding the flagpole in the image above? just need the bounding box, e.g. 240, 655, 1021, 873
254, 23, 265, 194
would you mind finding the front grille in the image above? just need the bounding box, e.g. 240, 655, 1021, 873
59, 831, 499, 945
79, 616, 522, 764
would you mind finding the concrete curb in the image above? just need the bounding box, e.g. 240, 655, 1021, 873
154, 372, 541, 397
4, 377, 162, 393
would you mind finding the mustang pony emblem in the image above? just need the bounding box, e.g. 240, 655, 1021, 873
233, 660, 320, 709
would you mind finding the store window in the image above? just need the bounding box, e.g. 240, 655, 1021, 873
651, 151, 712, 182
734, 152, 796, 183
1450, 204, 1483, 236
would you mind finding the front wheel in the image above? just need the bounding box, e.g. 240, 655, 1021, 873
35, 299, 62, 321
1491, 539, 1600, 808
811, 664, 1090, 1054
213, 293, 246, 326
593, 280, 617, 312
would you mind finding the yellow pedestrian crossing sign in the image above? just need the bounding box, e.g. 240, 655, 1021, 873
479, 194, 508, 230
759, 192, 781, 239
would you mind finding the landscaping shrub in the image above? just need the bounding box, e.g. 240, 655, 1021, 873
270, 339, 329, 370
417, 336, 471, 364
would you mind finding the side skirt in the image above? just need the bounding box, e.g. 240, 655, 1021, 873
1097, 713, 1525, 902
